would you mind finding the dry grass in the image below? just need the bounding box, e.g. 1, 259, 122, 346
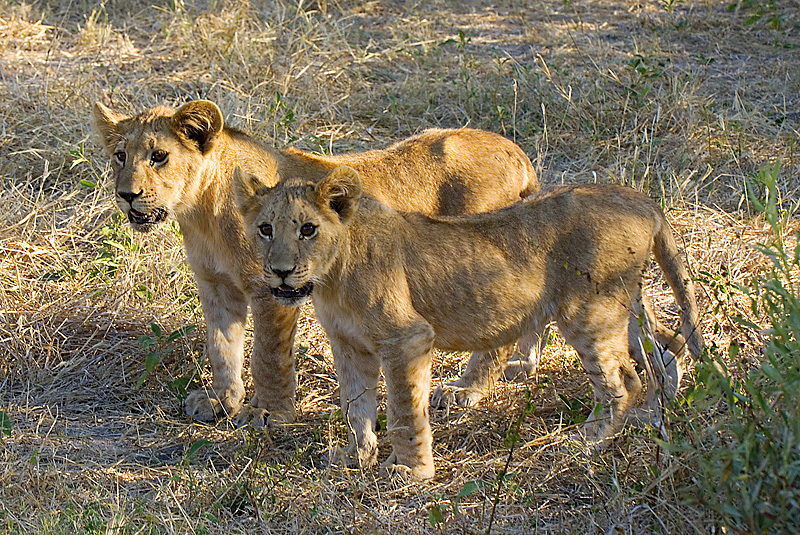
1, 0, 799, 533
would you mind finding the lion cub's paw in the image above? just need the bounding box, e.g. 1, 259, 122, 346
351, 435, 379, 470
502, 356, 536, 381
623, 408, 670, 441
431, 384, 484, 409
569, 430, 610, 453
326, 442, 379, 473
234, 405, 296, 429
184, 388, 244, 422
571, 418, 617, 452
379, 453, 435, 481
623, 407, 662, 429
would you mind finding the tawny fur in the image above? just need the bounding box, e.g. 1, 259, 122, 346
92, 99, 538, 425
235, 166, 703, 480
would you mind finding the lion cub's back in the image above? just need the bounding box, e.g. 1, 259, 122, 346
331, 128, 538, 216
515, 184, 667, 252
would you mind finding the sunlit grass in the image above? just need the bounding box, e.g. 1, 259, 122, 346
1, 0, 798, 532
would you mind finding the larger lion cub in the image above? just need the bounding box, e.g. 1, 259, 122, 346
236, 166, 703, 480
93, 99, 538, 426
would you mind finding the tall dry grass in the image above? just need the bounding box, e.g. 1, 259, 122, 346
1, 0, 799, 533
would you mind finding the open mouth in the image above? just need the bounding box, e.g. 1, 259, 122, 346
271, 282, 314, 304
128, 208, 168, 230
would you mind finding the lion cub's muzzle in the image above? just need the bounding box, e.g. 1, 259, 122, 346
270, 282, 314, 306
127, 207, 168, 230
118, 191, 168, 231
268, 267, 314, 306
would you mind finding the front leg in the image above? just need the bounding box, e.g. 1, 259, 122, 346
235, 297, 301, 427
328, 333, 381, 470
380, 322, 437, 480
184, 273, 248, 421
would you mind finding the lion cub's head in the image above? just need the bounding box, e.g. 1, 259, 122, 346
93, 100, 224, 232
234, 166, 363, 306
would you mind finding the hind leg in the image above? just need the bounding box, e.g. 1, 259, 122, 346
503, 325, 551, 380
431, 345, 515, 408
561, 318, 642, 447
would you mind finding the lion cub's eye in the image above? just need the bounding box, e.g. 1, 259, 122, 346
150, 150, 168, 165
258, 223, 273, 240
114, 151, 126, 164
299, 223, 317, 239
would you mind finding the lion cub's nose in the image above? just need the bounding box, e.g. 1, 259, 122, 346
118, 190, 143, 204
271, 267, 295, 281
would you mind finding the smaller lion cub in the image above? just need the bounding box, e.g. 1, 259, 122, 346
235, 165, 703, 480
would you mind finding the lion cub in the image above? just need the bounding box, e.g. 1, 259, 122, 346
235, 166, 703, 480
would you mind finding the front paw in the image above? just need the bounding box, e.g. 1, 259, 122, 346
184, 388, 244, 422
350, 432, 379, 470
379, 452, 435, 481
573, 416, 617, 452
431, 384, 484, 409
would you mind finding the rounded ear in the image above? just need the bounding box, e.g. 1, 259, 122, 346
315, 166, 363, 222
93, 102, 129, 154
233, 167, 271, 218
172, 100, 224, 154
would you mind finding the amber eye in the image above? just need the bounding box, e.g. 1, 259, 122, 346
299, 223, 316, 239
114, 151, 126, 164
258, 223, 273, 239
150, 150, 168, 165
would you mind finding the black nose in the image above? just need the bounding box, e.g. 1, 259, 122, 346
118, 191, 143, 204
272, 267, 295, 280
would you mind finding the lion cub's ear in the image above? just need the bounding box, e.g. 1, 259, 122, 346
172, 100, 224, 154
93, 102, 129, 155
233, 167, 270, 218
316, 166, 363, 222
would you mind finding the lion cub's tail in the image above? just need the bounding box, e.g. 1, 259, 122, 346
653, 217, 704, 361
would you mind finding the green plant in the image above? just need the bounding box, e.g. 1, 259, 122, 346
728, 0, 784, 30
625, 53, 668, 107
69, 143, 92, 180
136, 322, 197, 387
679, 163, 800, 533
71, 143, 108, 190
426, 481, 481, 528
89, 214, 140, 281
439, 28, 471, 51
268, 92, 298, 145
426, 393, 534, 532
557, 391, 593, 425
185, 439, 211, 462
486, 390, 535, 534
661, 0, 685, 18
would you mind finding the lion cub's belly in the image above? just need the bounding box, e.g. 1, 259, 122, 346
424, 298, 550, 353
409, 266, 552, 353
